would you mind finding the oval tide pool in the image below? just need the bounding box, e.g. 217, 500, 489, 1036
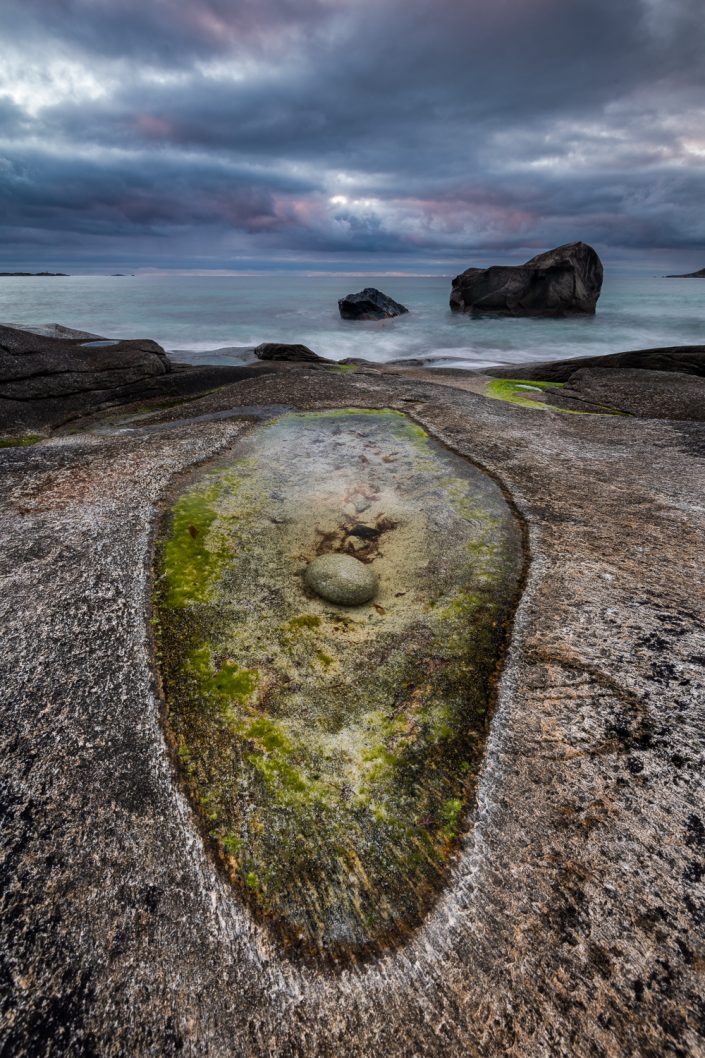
154, 410, 524, 962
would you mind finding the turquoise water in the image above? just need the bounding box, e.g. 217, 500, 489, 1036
1, 273, 703, 369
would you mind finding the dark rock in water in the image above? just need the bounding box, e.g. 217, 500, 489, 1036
349, 522, 380, 540
450, 241, 603, 317
338, 287, 409, 320
486, 344, 705, 382
385, 357, 426, 367
665, 267, 705, 278
254, 342, 329, 363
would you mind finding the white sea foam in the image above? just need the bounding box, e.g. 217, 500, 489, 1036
1, 273, 703, 370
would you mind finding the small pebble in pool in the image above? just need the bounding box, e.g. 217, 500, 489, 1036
349, 523, 380, 540
304, 553, 379, 606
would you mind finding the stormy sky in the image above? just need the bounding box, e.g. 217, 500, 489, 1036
1, 0, 704, 272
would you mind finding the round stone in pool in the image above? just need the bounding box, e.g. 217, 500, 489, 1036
304, 553, 378, 606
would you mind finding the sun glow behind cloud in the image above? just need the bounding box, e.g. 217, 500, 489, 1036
0, 0, 703, 268
0, 57, 112, 114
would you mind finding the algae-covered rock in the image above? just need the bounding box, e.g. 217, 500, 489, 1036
304, 553, 378, 605
155, 409, 523, 962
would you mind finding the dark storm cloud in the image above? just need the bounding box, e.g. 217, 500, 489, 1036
0, 0, 336, 63
0, 145, 317, 238
1, 0, 704, 267
0, 99, 27, 139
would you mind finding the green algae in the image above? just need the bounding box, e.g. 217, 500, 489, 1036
485, 378, 625, 416
161, 490, 227, 606
0, 435, 43, 448
286, 614, 322, 631
155, 409, 523, 962
161, 471, 255, 606
182, 646, 260, 716
440, 797, 464, 841
295, 406, 403, 419
485, 378, 565, 410
211, 658, 259, 703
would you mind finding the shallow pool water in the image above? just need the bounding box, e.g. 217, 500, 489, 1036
155, 410, 523, 961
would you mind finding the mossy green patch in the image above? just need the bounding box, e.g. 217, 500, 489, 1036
155, 409, 523, 962
485, 378, 565, 410
220, 833, 243, 856
161, 477, 243, 607
182, 644, 259, 707
294, 406, 404, 420
440, 797, 464, 842
212, 659, 259, 702
0, 434, 43, 448
485, 377, 624, 416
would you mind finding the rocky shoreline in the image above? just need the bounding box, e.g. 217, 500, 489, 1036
1, 325, 704, 1057
3, 321, 705, 437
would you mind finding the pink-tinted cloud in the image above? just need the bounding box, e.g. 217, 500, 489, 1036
1, 0, 704, 266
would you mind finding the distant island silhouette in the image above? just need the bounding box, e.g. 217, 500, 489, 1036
0, 271, 68, 276
665, 267, 705, 278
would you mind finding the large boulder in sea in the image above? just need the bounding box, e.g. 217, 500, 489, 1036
450, 241, 603, 317
338, 287, 409, 321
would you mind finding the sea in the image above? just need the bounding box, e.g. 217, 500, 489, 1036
1, 273, 703, 370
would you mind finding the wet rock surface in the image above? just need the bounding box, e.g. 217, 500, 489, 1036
0, 322, 171, 402
338, 287, 409, 320
154, 410, 522, 961
450, 241, 603, 316
0, 321, 107, 340
0, 323, 285, 434
471, 344, 705, 421
486, 342, 705, 381
254, 342, 329, 363
544, 366, 705, 419
1, 364, 704, 1056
